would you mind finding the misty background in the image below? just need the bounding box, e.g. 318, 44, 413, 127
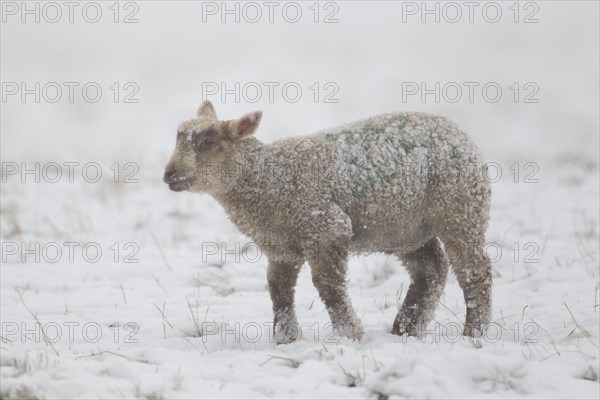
2, 1, 598, 170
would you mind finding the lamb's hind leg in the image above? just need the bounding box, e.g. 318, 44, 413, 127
392, 237, 449, 336
443, 239, 492, 337
267, 260, 302, 344
432, 158, 493, 337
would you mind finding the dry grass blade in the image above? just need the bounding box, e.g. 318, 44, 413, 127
260, 355, 301, 368
155, 302, 174, 339
1, 335, 13, 343
75, 349, 150, 364
153, 276, 169, 296
120, 284, 127, 306
563, 303, 598, 348
17, 288, 59, 356
152, 233, 173, 271
186, 297, 203, 337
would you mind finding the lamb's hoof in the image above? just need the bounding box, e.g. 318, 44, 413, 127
332, 321, 364, 342
346, 324, 365, 341
391, 314, 417, 336
462, 322, 485, 338
274, 322, 302, 345
391, 326, 417, 337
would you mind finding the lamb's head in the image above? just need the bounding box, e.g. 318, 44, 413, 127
163, 101, 262, 193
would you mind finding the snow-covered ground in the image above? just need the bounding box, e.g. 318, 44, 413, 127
1, 1, 599, 398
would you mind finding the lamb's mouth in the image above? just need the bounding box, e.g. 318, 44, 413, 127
168, 177, 193, 192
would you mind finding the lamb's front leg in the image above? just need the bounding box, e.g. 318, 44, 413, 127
267, 260, 302, 344
308, 243, 364, 341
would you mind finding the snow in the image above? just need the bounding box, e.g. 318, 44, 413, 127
1, 1, 599, 399
1, 160, 597, 399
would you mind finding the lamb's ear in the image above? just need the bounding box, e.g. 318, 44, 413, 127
197, 101, 217, 120
234, 111, 262, 138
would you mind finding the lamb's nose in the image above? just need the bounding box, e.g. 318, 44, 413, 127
163, 168, 177, 184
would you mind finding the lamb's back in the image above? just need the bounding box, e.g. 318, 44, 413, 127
263, 112, 482, 252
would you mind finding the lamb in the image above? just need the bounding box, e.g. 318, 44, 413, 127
163, 101, 493, 344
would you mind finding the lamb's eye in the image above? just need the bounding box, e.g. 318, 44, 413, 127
203, 138, 215, 146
